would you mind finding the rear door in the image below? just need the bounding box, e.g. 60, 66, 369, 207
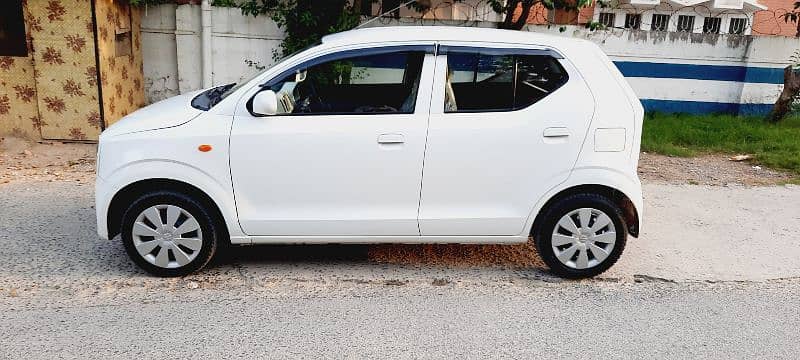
418, 44, 594, 236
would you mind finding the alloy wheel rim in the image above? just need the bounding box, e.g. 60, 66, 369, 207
551, 208, 616, 270
131, 204, 203, 269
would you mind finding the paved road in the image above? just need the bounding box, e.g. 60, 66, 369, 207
2, 282, 799, 359
1, 180, 799, 358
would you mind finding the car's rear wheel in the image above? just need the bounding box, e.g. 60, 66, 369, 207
534, 193, 627, 279
120, 190, 219, 277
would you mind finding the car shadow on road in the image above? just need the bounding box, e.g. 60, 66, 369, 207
213, 244, 372, 264
208, 242, 550, 277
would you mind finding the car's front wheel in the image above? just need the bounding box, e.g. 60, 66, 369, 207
534, 193, 627, 279
120, 190, 219, 277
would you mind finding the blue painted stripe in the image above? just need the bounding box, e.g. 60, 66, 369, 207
641, 99, 773, 115
613, 61, 784, 84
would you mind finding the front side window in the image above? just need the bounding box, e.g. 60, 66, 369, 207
266, 51, 425, 115
445, 51, 568, 113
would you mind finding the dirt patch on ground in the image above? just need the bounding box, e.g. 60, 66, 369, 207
0, 137, 96, 185
368, 241, 547, 268
638, 152, 795, 186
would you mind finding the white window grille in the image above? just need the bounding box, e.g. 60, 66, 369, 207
650, 14, 669, 31
728, 18, 747, 34
677, 15, 695, 32
625, 14, 641, 29
703, 17, 721, 33
599, 12, 616, 28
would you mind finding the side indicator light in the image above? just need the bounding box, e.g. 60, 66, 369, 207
198, 144, 213, 152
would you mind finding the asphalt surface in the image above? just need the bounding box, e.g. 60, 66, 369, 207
3, 282, 799, 359
1, 180, 799, 358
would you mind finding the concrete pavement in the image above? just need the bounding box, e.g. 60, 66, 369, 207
1, 179, 799, 358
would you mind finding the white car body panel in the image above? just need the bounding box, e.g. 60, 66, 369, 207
418, 49, 594, 236
95, 26, 643, 246
229, 53, 435, 236
95, 113, 243, 240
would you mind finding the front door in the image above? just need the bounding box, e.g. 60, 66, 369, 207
418, 45, 594, 236
230, 46, 435, 236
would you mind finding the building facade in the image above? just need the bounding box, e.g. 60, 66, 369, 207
0, 0, 146, 141
591, 0, 765, 35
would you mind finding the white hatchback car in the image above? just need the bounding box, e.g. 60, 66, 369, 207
96, 26, 643, 278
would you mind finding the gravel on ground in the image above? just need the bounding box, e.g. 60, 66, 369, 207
1, 137, 799, 282
2, 137, 799, 358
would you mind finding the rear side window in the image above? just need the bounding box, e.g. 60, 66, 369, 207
445, 52, 568, 113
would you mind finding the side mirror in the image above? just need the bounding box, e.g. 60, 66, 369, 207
251, 90, 278, 116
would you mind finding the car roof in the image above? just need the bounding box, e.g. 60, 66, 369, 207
321, 26, 590, 50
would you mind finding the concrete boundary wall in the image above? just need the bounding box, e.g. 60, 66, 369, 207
141, 4, 283, 104
141, 5, 795, 115
520, 24, 795, 115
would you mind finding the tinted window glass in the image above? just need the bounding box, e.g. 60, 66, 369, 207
445, 52, 568, 113
447, 53, 514, 112
514, 55, 569, 109
267, 51, 425, 115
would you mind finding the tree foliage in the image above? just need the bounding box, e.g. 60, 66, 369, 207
238, 0, 363, 59
769, 2, 800, 122
128, 1, 594, 58
783, 1, 800, 37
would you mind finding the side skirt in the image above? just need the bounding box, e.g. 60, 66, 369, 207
230, 235, 528, 245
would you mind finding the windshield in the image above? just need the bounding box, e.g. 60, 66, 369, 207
190, 42, 321, 111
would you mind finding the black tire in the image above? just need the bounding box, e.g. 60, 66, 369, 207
120, 190, 220, 277
533, 193, 627, 279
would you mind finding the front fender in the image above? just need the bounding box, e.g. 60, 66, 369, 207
95, 160, 244, 240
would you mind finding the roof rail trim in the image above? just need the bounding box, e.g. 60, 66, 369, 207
438, 45, 564, 59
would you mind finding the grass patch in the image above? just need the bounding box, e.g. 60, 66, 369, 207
642, 113, 800, 174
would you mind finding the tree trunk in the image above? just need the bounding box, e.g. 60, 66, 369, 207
511, 0, 536, 30
499, 0, 537, 30
767, 65, 800, 122
500, 0, 521, 29
796, 17, 800, 37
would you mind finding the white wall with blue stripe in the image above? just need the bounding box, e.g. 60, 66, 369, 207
531, 26, 793, 116
141, 6, 795, 116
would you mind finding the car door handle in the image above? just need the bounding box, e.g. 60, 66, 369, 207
543, 127, 571, 138
377, 134, 405, 144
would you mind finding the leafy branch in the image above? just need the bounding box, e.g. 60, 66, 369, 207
783, 1, 800, 37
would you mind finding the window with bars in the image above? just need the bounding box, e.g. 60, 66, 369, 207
729, 18, 747, 34
650, 14, 670, 31
598, 13, 616, 28
677, 15, 695, 32
624, 14, 641, 30
703, 17, 721, 33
